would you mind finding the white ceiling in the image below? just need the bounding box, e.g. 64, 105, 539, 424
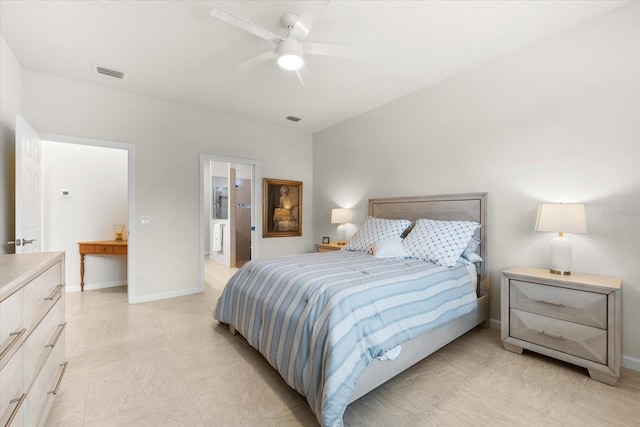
0, 0, 628, 133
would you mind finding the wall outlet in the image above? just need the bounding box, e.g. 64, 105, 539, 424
176, 259, 184, 270
140, 216, 151, 225
98, 256, 105, 265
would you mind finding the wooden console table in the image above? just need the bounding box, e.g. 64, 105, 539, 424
78, 240, 127, 291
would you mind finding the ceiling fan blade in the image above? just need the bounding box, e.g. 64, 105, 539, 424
288, 0, 330, 42
210, 7, 282, 45
295, 69, 305, 86
304, 42, 364, 59
237, 50, 277, 70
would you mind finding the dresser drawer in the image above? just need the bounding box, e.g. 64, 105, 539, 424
78, 244, 94, 254
113, 245, 127, 255
0, 252, 66, 426
510, 308, 607, 364
0, 289, 25, 366
0, 350, 24, 426
26, 338, 66, 427
23, 261, 63, 329
510, 279, 606, 329
24, 297, 65, 389
93, 245, 114, 254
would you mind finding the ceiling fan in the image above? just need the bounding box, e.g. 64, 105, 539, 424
210, 1, 362, 85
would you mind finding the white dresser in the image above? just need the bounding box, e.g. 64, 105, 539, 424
501, 267, 622, 385
1, 252, 67, 426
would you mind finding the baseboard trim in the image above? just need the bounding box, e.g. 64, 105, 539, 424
489, 317, 501, 330
209, 256, 229, 267
66, 280, 127, 293
128, 286, 203, 304
622, 355, 640, 372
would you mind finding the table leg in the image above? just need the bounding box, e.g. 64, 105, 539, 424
80, 254, 85, 292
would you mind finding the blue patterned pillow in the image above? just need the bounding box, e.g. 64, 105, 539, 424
403, 219, 480, 267
344, 217, 412, 255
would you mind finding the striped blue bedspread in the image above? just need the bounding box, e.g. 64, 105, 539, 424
214, 250, 478, 427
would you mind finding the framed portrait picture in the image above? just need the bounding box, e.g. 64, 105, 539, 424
322, 236, 330, 244
263, 178, 303, 238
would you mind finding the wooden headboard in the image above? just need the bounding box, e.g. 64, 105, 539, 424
369, 193, 489, 297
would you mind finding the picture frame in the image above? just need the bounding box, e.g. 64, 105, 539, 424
263, 178, 303, 238
322, 236, 330, 244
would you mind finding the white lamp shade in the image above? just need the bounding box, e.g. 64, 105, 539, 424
535, 203, 587, 234
331, 208, 352, 224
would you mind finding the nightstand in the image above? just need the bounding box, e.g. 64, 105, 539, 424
315, 242, 343, 252
501, 267, 622, 385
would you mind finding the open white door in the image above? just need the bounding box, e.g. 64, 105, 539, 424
14, 116, 42, 253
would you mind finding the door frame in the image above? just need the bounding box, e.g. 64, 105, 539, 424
199, 154, 259, 287
41, 132, 136, 303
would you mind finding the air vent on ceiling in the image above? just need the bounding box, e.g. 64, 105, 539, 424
286, 116, 301, 122
94, 65, 125, 79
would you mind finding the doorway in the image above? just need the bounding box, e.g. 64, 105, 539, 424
199, 154, 259, 288
38, 131, 135, 302
42, 140, 128, 292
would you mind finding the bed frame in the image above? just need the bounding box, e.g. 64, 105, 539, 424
226, 193, 489, 408
348, 192, 489, 403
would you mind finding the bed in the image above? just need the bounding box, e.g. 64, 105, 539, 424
214, 193, 489, 427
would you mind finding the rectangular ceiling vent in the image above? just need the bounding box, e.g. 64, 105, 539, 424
286, 116, 301, 122
94, 65, 125, 79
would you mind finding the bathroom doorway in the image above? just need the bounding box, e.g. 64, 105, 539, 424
199, 155, 259, 287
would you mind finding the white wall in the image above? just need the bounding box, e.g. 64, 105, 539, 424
42, 141, 128, 291
22, 70, 314, 302
313, 4, 640, 367
0, 35, 22, 254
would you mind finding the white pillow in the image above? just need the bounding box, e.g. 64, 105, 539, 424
467, 252, 483, 263
460, 252, 484, 265
373, 238, 407, 258
345, 217, 412, 255
403, 219, 480, 267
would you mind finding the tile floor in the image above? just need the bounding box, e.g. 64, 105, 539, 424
46, 258, 640, 426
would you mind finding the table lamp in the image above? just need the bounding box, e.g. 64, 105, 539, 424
535, 203, 587, 275
331, 208, 352, 245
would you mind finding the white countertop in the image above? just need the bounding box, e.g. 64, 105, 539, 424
0, 252, 65, 301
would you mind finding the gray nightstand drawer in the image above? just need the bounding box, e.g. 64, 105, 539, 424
510, 279, 606, 329
510, 308, 607, 364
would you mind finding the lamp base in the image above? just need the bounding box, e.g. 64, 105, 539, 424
549, 234, 573, 275
336, 224, 346, 245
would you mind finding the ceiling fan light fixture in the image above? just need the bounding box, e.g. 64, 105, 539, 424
277, 38, 304, 71
278, 53, 303, 70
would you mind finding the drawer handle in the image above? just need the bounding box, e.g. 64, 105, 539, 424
44, 284, 65, 301
538, 330, 566, 341
0, 328, 27, 360
45, 322, 67, 348
6, 393, 27, 426
47, 361, 69, 396
535, 299, 566, 308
